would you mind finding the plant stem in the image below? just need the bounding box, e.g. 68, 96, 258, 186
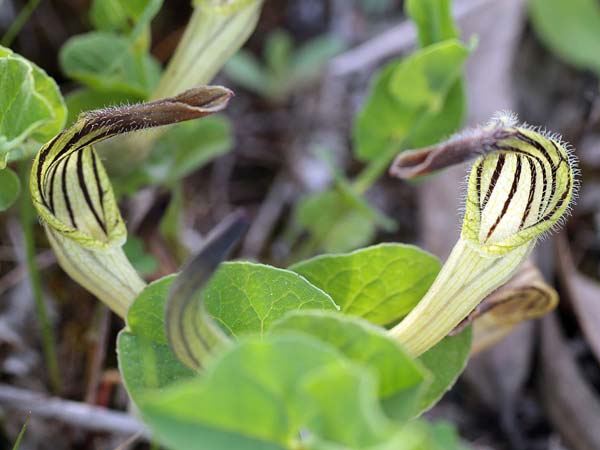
1, 0, 41, 47
18, 162, 61, 394
11, 416, 29, 450
352, 144, 399, 194
389, 237, 532, 356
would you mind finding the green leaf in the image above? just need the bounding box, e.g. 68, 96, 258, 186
60, 31, 161, 97
353, 39, 470, 162
123, 236, 158, 276
291, 35, 345, 82
203, 261, 338, 337
299, 363, 395, 449
117, 330, 196, 401
405, 0, 459, 47
127, 275, 174, 345
114, 116, 233, 194
417, 326, 472, 414
384, 421, 471, 450
147, 115, 233, 187
224, 50, 268, 95
529, 0, 600, 75
139, 333, 411, 450
139, 334, 342, 449
159, 184, 187, 261
118, 274, 195, 402
65, 88, 137, 125
264, 29, 293, 78
0, 168, 21, 211
296, 188, 376, 253
270, 310, 427, 421
295, 172, 396, 254
90, 0, 163, 34
0, 46, 66, 159
126, 261, 338, 342
291, 243, 440, 325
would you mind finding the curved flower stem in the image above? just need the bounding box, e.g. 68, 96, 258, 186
112, 0, 263, 167
166, 211, 248, 371
389, 237, 532, 356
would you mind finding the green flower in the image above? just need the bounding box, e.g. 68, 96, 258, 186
389, 112, 577, 355
31, 86, 233, 317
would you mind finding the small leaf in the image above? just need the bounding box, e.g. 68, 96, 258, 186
417, 326, 472, 414
127, 274, 175, 344
223, 50, 269, 95
291, 243, 440, 325
146, 115, 233, 187
296, 188, 377, 253
0, 46, 66, 159
529, 0, 600, 75
0, 168, 21, 211
119, 274, 195, 403
123, 236, 158, 276
353, 40, 470, 162
159, 184, 187, 261
264, 29, 293, 78
295, 173, 395, 254
117, 330, 196, 401
90, 0, 163, 34
270, 310, 427, 421
204, 261, 339, 337
405, 0, 459, 47
291, 35, 345, 82
60, 32, 161, 97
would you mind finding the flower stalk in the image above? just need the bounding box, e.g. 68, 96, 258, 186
389, 113, 577, 356
112, 0, 264, 166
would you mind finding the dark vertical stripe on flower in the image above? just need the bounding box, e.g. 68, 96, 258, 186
520, 157, 537, 229
76, 149, 107, 235
61, 154, 76, 229
482, 154, 506, 210
486, 156, 522, 241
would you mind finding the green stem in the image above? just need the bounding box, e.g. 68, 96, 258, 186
389, 237, 532, 356
107, 0, 263, 169
352, 144, 400, 194
1, 0, 41, 47
18, 162, 61, 394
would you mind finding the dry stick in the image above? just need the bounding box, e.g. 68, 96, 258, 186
0, 384, 147, 437
85, 305, 112, 404
0, 251, 55, 297
112, 431, 145, 450
241, 174, 294, 259
328, 0, 493, 77
0, 0, 41, 46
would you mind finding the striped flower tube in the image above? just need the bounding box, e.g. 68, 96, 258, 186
30, 86, 233, 317
389, 112, 577, 356
165, 212, 247, 371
